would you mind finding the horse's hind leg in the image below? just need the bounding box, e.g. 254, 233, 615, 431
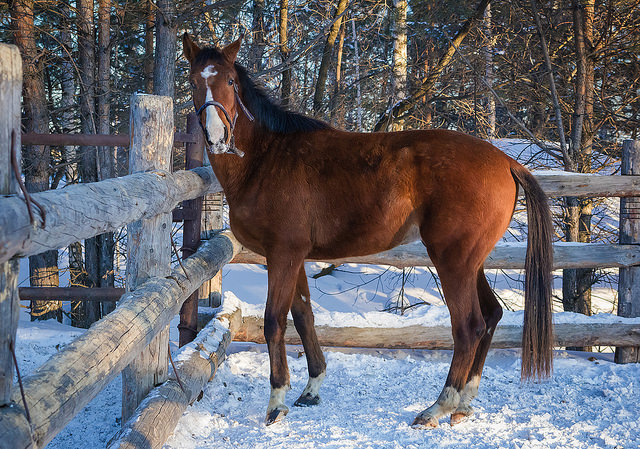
291, 266, 327, 406
450, 268, 503, 425
413, 260, 486, 428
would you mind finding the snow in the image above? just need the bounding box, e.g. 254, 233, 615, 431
163, 346, 640, 449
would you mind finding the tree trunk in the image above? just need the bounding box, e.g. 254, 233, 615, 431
279, 0, 291, 107
77, 0, 101, 328
98, 0, 116, 316
153, 0, 177, 98
12, 0, 61, 322
144, 0, 154, 93
483, 3, 495, 138
390, 0, 408, 131
248, 0, 266, 73
330, 21, 346, 127
351, 19, 362, 131
563, 0, 595, 351
312, 0, 349, 116
60, 2, 85, 294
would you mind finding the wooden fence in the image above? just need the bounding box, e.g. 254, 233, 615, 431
0, 45, 240, 449
0, 42, 639, 449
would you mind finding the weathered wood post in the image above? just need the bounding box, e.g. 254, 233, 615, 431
616, 139, 640, 363
121, 94, 173, 421
200, 190, 224, 307
0, 44, 22, 407
178, 113, 204, 346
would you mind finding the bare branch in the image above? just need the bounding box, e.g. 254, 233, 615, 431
531, 0, 573, 170
373, 0, 491, 131
443, 31, 563, 162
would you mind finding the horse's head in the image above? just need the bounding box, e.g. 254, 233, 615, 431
183, 33, 245, 155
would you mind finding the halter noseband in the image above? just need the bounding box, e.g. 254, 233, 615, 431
195, 82, 254, 157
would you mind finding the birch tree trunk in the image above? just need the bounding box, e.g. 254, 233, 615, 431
60, 2, 85, 292
373, 0, 490, 131
351, 19, 362, 131
279, 0, 291, 107
12, 0, 61, 321
390, 0, 407, 131
483, 4, 496, 138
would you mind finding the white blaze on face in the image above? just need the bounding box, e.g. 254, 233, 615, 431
200, 65, 226, 152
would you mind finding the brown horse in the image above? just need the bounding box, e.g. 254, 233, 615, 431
183, 34, 553, 428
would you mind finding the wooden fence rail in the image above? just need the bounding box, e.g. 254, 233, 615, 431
0, 232, 241, 449
0, 165, 221, 264
108, 305, 242, 449
18, 287, 125, 302
21, 131, 196, 147
234, 316, 640, 350
232, 242, 640, 270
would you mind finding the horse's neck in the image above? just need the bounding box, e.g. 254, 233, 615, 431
209, 154, 248, 203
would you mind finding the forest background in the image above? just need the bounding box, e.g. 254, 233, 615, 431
1, 0, 639, 346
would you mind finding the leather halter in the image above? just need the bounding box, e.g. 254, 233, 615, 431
195, 82, 254, 157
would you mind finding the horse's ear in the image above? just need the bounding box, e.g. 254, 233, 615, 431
222, 37, 242, 64
183, 32, 200, 63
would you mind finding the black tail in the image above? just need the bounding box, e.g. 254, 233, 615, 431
511, 163, 553, 379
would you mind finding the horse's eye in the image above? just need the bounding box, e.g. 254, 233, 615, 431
228, 79, 234, 86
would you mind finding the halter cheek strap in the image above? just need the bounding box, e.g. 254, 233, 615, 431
195, 82, 254, 157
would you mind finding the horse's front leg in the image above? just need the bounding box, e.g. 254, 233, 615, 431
264, 253, 305, 425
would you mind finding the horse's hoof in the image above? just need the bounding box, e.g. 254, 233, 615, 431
294, 393, 321, 407
450, 412, 471, 425
450, 403, 473, 425
412, 414, 439, 429
265, 406, 289, 425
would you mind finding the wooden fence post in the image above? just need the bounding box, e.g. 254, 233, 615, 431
121, 94, 173, 422
178, 113, 204, 346
616, 139, 640, 363
0, 44, 22, 407
200, 191, 224, 307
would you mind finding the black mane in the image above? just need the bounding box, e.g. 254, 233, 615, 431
194, 47, 331, 134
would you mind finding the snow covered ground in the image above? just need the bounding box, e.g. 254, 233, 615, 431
13, 262, 640, 449
164, 347, 639, 449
